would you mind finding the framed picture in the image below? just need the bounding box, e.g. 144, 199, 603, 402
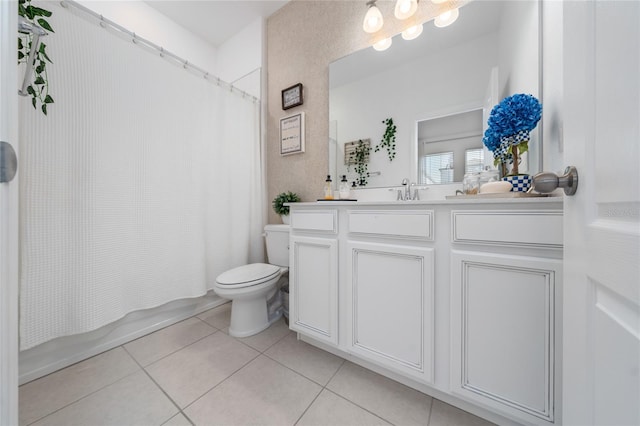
281, 83, 303, 110
280, 112, 305, 156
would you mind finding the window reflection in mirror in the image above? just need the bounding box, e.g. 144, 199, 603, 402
417, 108, 484, 184
329, 0, 540, 188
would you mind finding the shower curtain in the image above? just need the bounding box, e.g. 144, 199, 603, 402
18, 3, 264, 350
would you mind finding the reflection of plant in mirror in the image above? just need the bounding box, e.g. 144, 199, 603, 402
18, 0, 55, 115
375, 117, 396, 162
348, 139, 371, 186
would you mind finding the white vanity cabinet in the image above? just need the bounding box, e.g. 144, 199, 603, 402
346, 210, 435, 383
288, 199, 563, 426
288, 210, 339, 345
449, 209, 563, 424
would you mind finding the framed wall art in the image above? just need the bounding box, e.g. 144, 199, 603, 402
280, 112, 305, 156
281, 83, 303, 110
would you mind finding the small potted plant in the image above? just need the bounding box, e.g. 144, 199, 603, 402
272, 191, 300, 224
483, 93, 542, 192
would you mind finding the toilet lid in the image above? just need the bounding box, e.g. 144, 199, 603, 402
216, 263, 281, 287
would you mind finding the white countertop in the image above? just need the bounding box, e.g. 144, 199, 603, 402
287, 195, 563, 207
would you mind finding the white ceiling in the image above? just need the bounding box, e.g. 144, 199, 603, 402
145, 0, 289, 47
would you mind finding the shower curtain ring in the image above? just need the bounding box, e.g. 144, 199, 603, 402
99, 16, 106, 28
183, 60, 189, 69
132, 32, 137, 44
204, 72, 209, 80
159, 47, 164, 58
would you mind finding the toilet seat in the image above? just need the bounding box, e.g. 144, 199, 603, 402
216, 263, 281, 289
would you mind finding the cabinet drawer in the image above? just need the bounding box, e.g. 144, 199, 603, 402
452, 210, 562, 248
348, 210, 433, 240
291, 210, 337, 234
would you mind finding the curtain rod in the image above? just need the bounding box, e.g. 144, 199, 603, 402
59, 0, 260, 104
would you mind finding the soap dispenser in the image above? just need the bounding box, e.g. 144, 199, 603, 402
324, 175, 333, 200
339, 175, 350, 199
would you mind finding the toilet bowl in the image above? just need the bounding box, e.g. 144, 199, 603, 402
213, 224, 289, 337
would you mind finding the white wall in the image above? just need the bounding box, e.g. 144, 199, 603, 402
217, 18, 264, 99
330, 33, 498, 187
498, 0, 541, 175
542, 1, 564, 175
76, 1, 218, 73
498, 0, 539, 98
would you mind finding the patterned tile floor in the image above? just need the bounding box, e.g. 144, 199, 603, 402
19, 303, 495, 426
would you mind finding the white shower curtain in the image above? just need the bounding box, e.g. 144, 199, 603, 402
18, 3, 264, 350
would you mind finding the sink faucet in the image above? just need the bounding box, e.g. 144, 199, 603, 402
397, 178, 427, 201
401, 178, 411, 201
400, 178, 421, 201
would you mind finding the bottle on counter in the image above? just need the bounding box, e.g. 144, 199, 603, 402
339, 175, 350, 199
324, 175, 334, 200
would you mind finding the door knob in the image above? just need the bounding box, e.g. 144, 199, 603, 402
0, 141, 18, 183
532, 166, 578, 196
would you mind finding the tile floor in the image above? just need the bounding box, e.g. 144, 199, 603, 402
19, 303, 496, 426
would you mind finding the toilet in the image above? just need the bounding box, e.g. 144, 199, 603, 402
213, 224, 290, 337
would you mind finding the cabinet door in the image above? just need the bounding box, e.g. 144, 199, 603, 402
289, 236, 338, 345
347, 241, 434, 383
450, 250, 561, 424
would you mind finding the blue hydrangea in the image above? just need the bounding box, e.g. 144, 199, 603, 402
483, 94, 542, 153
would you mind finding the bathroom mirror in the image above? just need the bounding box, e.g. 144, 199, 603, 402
329, 0, 541, 188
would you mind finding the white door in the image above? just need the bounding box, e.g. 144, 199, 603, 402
562, 1, 640, 425
0, 1, 20, 425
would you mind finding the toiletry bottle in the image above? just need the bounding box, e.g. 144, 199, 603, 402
324, 175, 333, 200
339, 175, 350, 199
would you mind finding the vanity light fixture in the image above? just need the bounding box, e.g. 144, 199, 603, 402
394, 0, 419, 20
434, 8, 459, 28
373, 37, 393, 51
402, 23, 423, 40
363, 0, 384, 33
430, 0, 448, 3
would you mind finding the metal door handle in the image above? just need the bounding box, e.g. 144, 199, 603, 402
0, 141, 18, 183
532, 166, 578, 196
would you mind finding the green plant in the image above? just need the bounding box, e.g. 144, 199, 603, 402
18, 0, 54, 115
272, 191, 300, 216
375, 118, 396, 161
348, 139, 371, 187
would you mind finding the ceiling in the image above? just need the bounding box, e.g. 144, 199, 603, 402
145, 0, 289, 47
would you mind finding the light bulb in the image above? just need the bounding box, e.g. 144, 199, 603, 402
434, 8, 459, 27
394, 0, 418, 20
363, 3, 384, 33
373, 37, 392, 51
402, 23, 423, 40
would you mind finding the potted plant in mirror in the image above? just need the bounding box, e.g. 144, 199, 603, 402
272, 191, 300, 224
483, 93, 542, 192
348, 139, 371, 187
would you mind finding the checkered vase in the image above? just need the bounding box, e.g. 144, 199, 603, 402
502, 174, 532, 192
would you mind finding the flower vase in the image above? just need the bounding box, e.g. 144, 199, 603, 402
281, 214, 290, 225
502, 174, 532, 192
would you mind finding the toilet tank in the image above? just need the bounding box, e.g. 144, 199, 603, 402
264, 224, 290, 267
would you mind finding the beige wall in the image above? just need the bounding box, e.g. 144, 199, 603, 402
266, 0, 466, 223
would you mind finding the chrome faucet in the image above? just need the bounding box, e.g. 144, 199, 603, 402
401, 178, 411, 201
394, 178, 426, 201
